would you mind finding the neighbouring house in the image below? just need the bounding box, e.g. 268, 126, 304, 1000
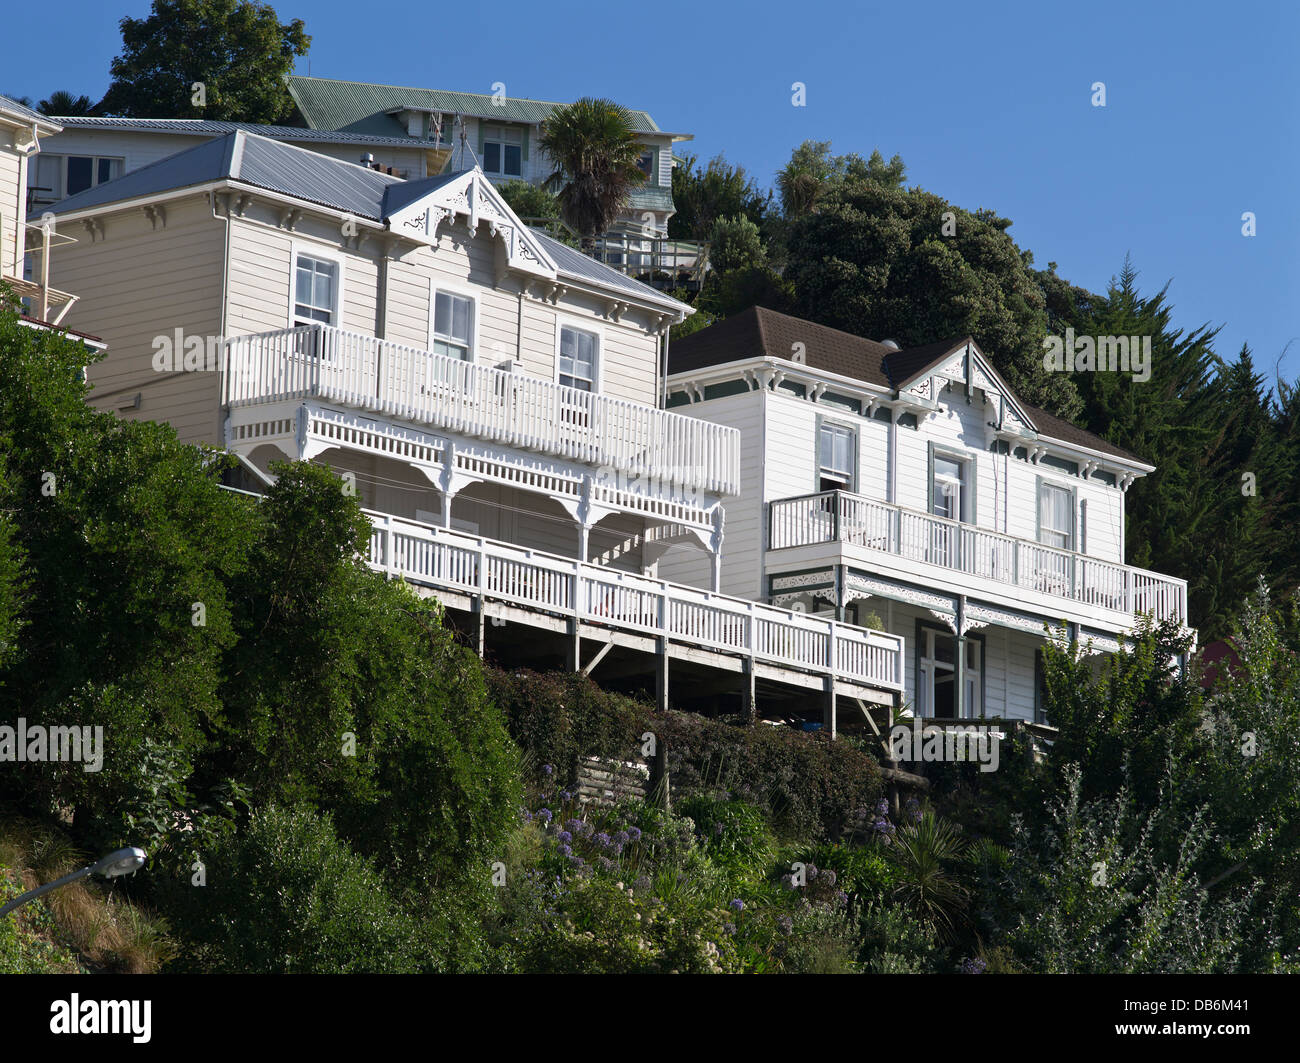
658, 306, 1193, 722
32, 76, 700, 288
0, 94, 103, 349
32, 132, 904, 726
283, 75, 686, 238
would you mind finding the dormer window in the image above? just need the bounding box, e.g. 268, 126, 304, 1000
482, 125, 523, 177
636, 149, 655, 181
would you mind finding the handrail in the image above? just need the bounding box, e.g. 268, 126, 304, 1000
362, 508, 904, 692
769, 489, 1188, 626
224, 323, 741, 495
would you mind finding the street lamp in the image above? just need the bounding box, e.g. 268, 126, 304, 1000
0, 846, 146, 917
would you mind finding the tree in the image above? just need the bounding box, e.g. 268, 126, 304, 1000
776, 141, 905, 218
37, 91, 96, 117
784, 171, 1082, 418
0, 303, 253, 839
668, 153, 771, 241
706, 214, 766, 275
214, 461, 521, 888
98, 0, 309, 123
497, 179, 559, 222
538, 97, 645, 240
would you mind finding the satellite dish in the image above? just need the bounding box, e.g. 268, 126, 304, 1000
881, 339, 901, 350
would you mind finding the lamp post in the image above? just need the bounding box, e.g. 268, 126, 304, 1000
0, 847, 146, 917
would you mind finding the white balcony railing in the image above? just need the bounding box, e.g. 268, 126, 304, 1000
224, 324, 741, 495
365, 509, 904, 693
769, 490, 1188, 626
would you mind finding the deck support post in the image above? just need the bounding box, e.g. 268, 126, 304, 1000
566, 616, 581, 672
741, 656, 756, 723
471, 597, 486, 657
822, 676, 837, 739
654, 636, 669, 712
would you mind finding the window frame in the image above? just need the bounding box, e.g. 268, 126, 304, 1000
428, 281, 478, 363
288, 243, 346, 331
816, 418, 857, 494
28, 154, 124, 205
927, 442, 974, 525
481, 123, 524, 178
1036, 476, 1077, 552
555, 316, 601, 393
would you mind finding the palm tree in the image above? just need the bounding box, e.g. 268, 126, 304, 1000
38, 90, 97, 117
887, 810, 970, 939
537, 98, 645, 242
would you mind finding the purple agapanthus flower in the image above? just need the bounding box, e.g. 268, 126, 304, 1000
729, 898, 745, 912
542, 764, 554, 776
822, 870, 837, 887
594, 832, 611, 847
959, 957, 987, 975
723, 923, 736, 935
557, 843, 572, 857
538, 808, 553, 824
556, 830, 572, 844
626, 826, 642, 842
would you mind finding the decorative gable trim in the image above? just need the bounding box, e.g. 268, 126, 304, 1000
384, 169, 557, 281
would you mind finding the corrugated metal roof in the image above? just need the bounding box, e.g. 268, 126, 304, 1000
287, 75, 662, 134
47, 115, 429, 149
38, 131, 686, 312
532, 231, 684, 310
0, 93, 56, 127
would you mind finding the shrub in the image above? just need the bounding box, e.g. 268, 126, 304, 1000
162, 804, 421, 973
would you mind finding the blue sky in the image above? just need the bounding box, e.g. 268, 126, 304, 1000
8, 0, 1297, 384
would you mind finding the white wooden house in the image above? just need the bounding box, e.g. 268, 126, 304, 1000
32, 132, 904, 724
660, 307, 1192, 721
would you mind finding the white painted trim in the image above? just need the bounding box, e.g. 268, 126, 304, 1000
288, 240, 347, 329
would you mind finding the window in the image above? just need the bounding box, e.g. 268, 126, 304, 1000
818, 422, 855, 492
636, 149, 655, 180
1039, 481, 1074, 550
27, 154, 123, 205
932, 454, 966, 521
482, 125, 523, 177
559, 325, 598, 391
293, 254, 338, 328
432, 291, 473, 361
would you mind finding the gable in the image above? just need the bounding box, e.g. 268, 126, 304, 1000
383, 169, 557, 280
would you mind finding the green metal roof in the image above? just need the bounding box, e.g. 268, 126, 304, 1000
287, 76, 663, 135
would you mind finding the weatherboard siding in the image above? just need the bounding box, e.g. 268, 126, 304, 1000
46, 195, 225, 445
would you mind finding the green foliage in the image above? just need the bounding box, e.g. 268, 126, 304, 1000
777, 141, 906, 218
218, 461, 521, 888
0, 304, 252, 833
162, 804, 421, 973
679, 796, 775, 879
37, 91, 97, 117
99, 0, 310, 122
497, 179, 560, 221
538, 97, 646, 238
886, 810, 971, 939
668, 153, 772, 241
706, 213, 766, 274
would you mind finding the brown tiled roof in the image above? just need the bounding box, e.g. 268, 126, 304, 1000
669, 306, 897, 386
669, 305, 1149, 465
1018, 401, 1148, 465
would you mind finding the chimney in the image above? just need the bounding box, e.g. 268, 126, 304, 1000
360, 153, 375, 169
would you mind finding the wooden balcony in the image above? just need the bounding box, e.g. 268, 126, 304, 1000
224, 324, 740, 496
769, 489, 1188, 627
365, 509, 905, 697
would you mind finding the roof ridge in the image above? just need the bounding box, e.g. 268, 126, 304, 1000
283, 73, 650, 118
